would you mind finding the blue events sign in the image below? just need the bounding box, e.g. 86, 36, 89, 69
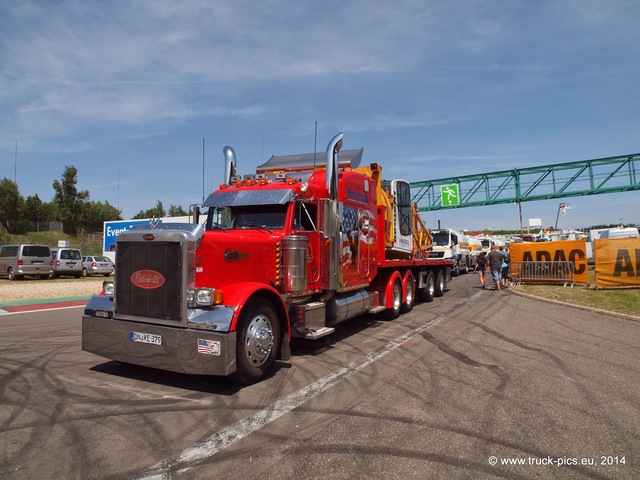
103, 220, 157, 253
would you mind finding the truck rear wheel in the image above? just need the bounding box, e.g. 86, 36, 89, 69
401, 274, 415, 313
384, 279, 402, 320
435, 269, 446, 297
231, 298, 280, 385
418, 271, 435, 303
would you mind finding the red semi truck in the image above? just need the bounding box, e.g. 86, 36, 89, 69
82, 133, 453, 384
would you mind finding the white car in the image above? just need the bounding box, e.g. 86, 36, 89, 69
82, 256, 114, 277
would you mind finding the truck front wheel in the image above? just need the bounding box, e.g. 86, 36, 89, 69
452, 259, 460, 277
232, 299, 280, 385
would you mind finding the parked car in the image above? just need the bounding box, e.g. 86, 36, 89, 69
50, 247, 83, 278
0, 244, 53, 280
82, 255, 114, 277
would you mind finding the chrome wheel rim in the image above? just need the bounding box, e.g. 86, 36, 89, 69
393, 282, 402, 311
244, 314, 274, 367
406, 278, 414, 306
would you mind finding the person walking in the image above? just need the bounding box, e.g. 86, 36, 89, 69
487, 245, 504, 291
499, 245, 510, 288
473, 251, 489, 288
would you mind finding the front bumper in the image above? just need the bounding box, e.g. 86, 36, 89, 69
82, 297, 237, 376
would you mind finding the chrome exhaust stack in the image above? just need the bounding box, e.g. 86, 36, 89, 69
325, 132, 343, 201
223, 146, 237, 184
324, 133, 344, 290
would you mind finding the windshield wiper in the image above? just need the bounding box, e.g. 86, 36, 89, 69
237, 223, 273, 233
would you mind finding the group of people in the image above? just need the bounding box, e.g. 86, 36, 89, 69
473, 245, 509, 291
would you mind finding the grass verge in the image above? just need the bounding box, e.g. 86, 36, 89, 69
510, 267, 640, 320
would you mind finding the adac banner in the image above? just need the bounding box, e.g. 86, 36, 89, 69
594, 238, 640, 287
509, 240, 589, 284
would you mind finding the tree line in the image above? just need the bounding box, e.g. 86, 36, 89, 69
0, 166, 187, 235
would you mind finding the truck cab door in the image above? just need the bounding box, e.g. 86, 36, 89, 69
292, 201, 321, 289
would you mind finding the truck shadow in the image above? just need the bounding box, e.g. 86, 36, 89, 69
289, 313, 383, 357
90, 361, 242, 395
88, 313, 393, 391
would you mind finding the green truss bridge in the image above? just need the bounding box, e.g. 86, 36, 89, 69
410, 152, 640, 212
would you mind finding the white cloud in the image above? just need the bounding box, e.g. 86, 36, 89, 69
1, 0, 639, 224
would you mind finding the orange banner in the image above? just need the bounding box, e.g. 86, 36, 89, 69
594, 238, 640, 287
509, 240, 588, 284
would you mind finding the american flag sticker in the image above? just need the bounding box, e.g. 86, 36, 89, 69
197, 338, 221, 356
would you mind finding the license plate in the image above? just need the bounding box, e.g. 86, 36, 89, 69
32, 261, 44, 265
131, 331, 162, 345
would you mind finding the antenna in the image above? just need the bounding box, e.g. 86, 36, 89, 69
312, 122, 318, 199
202, 138, 205, 203
313, 121, 317, 169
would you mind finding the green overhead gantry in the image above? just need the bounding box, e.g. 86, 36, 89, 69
411, 152, 640, 212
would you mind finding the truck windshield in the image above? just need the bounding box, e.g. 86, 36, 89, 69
432, 232, 451, 246
206, 204, 288, 231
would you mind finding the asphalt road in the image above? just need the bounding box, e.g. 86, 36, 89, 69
1, 274, 638, 479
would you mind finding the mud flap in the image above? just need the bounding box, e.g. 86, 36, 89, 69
279, 334, 291, 361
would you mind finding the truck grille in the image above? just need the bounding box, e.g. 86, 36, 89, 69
429, 250, 445, 258
115, 241, 183, 322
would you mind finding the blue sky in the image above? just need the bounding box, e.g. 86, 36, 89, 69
1, 0, 639, 232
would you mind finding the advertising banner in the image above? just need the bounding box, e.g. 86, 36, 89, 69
103, 220, 155, 254
509, 239, 589, 284
594, 238, 640, 287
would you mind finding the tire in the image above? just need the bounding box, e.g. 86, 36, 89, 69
418, 271, 435, 303
435, 269, 446, 297
452, 260, 460, 277
8, 267, 16, 281
401, 274, 415, 313
82, 268, 89, 277
40, 275, 49, 280
231, 298, 280, 385
384, 279, 403, 320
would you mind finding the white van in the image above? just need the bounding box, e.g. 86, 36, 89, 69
0, 244, 53, 280
599, 227, 639, 239
50, 247, 83, 278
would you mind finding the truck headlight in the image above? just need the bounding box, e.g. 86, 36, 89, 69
187, 287, 224, 307
102, 281, 115, 297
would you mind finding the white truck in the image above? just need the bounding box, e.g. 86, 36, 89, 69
430, 228, 471, 276
467, 236, 483, 267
